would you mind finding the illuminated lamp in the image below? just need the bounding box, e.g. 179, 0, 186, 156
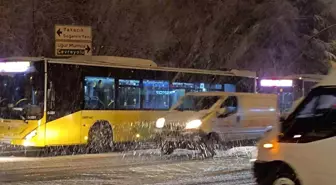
260, 79, 293, 87
0, 62, 30, 73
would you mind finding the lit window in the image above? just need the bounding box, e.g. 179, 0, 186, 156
84, 77, 115, 110
195, 83, 209, 92
224, 84, 236, 92
143, 80, 170, 109
170, 82, 196, 106
210, 84, 223, 91
260, 79, 293, 87
118, 79, 140, 109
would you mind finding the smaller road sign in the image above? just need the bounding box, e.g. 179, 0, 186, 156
55, 25, 92, 42
55, 41, 92, 57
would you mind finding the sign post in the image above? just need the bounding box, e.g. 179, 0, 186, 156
54, 25, 92, 57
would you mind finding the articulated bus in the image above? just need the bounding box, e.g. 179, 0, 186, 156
0, 56, 256, 150
258, 74, 325, 113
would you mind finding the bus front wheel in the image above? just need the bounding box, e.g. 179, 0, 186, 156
87, 121, 113, 153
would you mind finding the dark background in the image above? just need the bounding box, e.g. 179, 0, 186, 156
1, 0, 336, 76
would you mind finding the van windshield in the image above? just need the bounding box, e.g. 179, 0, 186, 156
174, 95, 220, 111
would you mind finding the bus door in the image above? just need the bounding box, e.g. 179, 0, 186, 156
45, 72, 82, 146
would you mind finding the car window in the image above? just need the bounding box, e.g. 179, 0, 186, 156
218, 96, 238, 117
281, 87, 336, 143
296, 95, 336, 118
174, 95, 220, 111
316, 95, 336, 110
220, 96, 238, 110
296, 97, 318, 118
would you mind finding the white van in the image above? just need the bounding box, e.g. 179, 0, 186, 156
155, 92, 278, 156
254, 69, 336, 185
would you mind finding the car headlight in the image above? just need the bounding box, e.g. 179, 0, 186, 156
185, 119, 202, 129
156, 118, 165, 128
25, 130, 37, 140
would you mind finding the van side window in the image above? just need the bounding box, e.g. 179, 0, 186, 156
296, 97, 318, 118
296, 95, 336, 118
281, 87, 336, 143
219, 96, 238, 116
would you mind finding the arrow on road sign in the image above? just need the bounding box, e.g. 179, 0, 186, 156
57, 29, 62, 37
85, 45, 91, 53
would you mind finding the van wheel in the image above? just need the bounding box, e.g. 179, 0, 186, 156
198, 142, 216, 158
198, 132, 218, 157
87, 121, 113, 153
161, 141, 175, 155
273, 176, 296, 185
272, 174, 299, 185
260, 173, 300, 185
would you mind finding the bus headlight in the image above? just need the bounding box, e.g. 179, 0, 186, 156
25, 130, 37, 140
156, 118, 165, 128
185, 120, 202, 129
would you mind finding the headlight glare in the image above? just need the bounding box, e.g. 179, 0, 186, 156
156, 118, 165, 128
25, 130, 37, 140
185, 119, 202, 129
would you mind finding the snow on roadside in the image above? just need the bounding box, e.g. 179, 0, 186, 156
215, 146, 257, 159
131, 146, 257, 159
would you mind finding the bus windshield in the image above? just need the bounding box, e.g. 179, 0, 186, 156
0, 63, 44, 120
174, 95, 220, 111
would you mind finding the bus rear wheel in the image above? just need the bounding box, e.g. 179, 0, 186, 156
87, 121, 113, 153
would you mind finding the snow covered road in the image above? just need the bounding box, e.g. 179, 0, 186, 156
0, 147, 257, 185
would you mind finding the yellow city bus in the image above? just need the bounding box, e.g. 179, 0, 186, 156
0, 56, 256, 151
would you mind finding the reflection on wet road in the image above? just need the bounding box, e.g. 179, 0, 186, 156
0, 147, 256, 185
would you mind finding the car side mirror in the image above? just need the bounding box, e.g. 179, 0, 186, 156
278, 132, 285, 139
217, 108, 226, 115
279, 116, 286, 123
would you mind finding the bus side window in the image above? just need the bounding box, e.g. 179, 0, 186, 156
84, 76, 115, 110
117, 79, 140, 109
142, 80, 170, 110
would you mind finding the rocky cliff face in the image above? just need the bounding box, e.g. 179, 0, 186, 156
0, 0, 335, 76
